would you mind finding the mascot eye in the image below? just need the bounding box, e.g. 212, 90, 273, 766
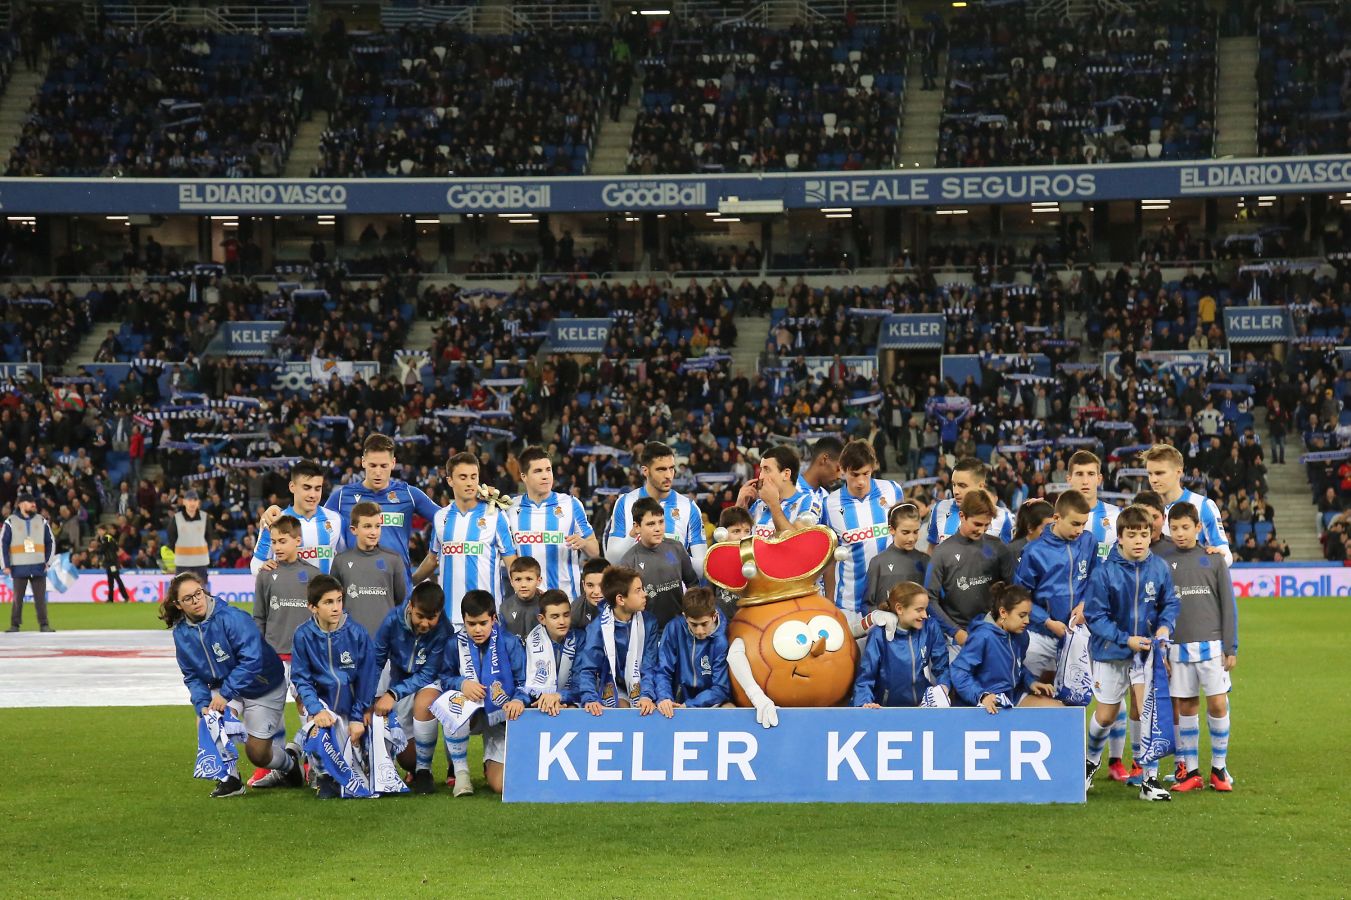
807, 615, 846, 652
771, 621, 813, 661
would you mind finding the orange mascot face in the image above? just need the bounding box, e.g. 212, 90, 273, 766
706, 525, 858, 708
727, 595, 858, 707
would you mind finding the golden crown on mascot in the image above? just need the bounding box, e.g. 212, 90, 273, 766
706, 521, 857, 727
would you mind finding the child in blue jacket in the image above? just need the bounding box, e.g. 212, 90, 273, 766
1013, 490, 1100, 680
439, 589, 529, 797
950, 582, 1061, 712
371, 581, 453, 794
1083, 506, 1180, 802
854, 581, 950, 708
163, 571, 301, 798
654, 587, 731, 715
291, 574, 378, 798
524, 590, 588, 715
574, 565, 660, 713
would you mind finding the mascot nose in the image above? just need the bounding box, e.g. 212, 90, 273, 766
809, 635, 827, 657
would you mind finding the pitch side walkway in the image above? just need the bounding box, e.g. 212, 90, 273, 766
0, 630, 188, 708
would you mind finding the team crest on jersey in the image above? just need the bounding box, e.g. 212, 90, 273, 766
387, 491, 398, 503
477, 518, 487, 528
1145, 580, 1157, 597
1077, 560, 1088, 578
270, 598, 280, 610
1101, 516, 1111, 530
346, 584, 358, 599
671, 509, 680, 520
700, 655, 712, 676
340, 651, 354, 666
554, 506, 564, 517
211, 642, 228, 662
324, 521, 333, 533
415, 650, 427, 666
956, 576, 970, 591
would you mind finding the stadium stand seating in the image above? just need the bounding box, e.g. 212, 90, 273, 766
1256, 3, 1351, 157
630, 21, 909, 174
314, 24, 611, 177
939, 0, 1216, 166
6, 26, 305, 177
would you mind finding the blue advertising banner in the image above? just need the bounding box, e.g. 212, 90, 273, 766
1222, 306, 1292, 343
220, 321, 283, 356
878, 314, 946, 350
503, 707, 1086, 803
546, 318, 612, 353
1, 156, 1350, 214
0, 362, 42, 381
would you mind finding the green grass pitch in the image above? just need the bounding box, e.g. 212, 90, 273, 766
1, 598, 1347, 897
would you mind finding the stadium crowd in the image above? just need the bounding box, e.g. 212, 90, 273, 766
1257, 2, 1351, 158
939, 0, 1216, 166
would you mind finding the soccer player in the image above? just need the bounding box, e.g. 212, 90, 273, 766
922, 458, 1014, 550
571, 557, 608, 630
163, 571, 300, 798
438, 589, 528, 796
499, 556, 544, 641
253, 460, 347, 576
619, 497, 699, 630
823, 439, 906, 629
1156, 502, 1238, 792
574, 565, 659, 715
736, 445, 823, 536
289, 574, 378, 800
508, 446, 599, 595
1014, 490, 1099, 681
412, 452, 518, 627
324, 434, 441, 584
333, 501, 404, 636
863, 502, 929, 615
605, 441, 706, 575
1143, 443, 1233, 565
1066, 450, 1121, 559
950, 582, 1062, 712
854, 581, 950, 708
924, 490, 1015, 659
1083, 506, 1180, 802
797, 436, 844, 511
653, 587, 731, 715
371, 581, 452, 794
524, 590, 584, 715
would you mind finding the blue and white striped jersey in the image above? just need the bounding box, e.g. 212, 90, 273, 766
605, 486, 707, 573
250, 505, 347, 575
798, 474, 830, 519
749, 485, 824, 538
430, 501, 518, 625
509, 491, 595, 596
1163, 489, 1232, 566
1089, 498, 1121, 559
824, 478, 906, 615
924, 497, 1015, 548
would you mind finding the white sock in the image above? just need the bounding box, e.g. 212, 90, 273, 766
1208, 713, 1230, 771
1108, 706, 1127, 759
1128, 717, 1141, 765
267, 742, 293, 772
414, 717, 439, 771
1087, 717, 1112, 765
447, 725, 470, 774
1178, 714, 1200, 772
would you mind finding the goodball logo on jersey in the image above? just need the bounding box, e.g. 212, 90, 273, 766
513, 531, 566, 545
840, 523, 890, 544
445, 182, 551, 211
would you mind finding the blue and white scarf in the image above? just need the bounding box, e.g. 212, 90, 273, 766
1053, 625, 1093, 706
526, 623, 578, 697
1137, 644, 1175, 766
303, 723, 373, 798
368, 715, 409, 796
194, 709, 247, 781
599, 602, 646, 708
920, 685, 952, 708
433, 625, 514, 729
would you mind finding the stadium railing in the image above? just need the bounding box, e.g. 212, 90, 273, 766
100, 3, 309, 30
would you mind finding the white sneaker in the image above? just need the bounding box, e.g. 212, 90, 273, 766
251, 768, 289, 789
452, 772, 474, 797
1139, 777, 1172, 801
